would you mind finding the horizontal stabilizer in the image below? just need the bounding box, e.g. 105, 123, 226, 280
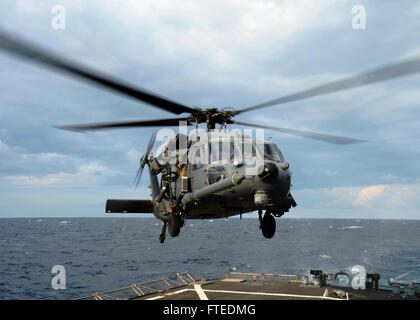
106, 199, 153, 213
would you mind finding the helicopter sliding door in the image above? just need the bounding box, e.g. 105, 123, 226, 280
206, 139, 236, 184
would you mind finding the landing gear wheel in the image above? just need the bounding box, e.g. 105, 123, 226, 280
168, 214, 181, 237
261, 213, 276, 239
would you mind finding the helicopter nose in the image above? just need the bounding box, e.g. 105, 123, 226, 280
258, 162, 279, 181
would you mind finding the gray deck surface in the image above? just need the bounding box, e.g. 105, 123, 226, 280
133, 279, 412, 300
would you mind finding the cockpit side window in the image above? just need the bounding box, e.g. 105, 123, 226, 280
209, 140, 235, 164
257, 143, 284, 162
232, 140, 260, 163
191, 144, 206, 170
275, 145, 286, 162
264, 143, 280, 161
207, 166, 225, 184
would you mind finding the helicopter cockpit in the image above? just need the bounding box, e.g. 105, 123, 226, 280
190, 140, 286, 166
188, 139, 287, 185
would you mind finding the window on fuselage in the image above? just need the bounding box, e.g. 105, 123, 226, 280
207, 166, 225, 184
263, 143, 280, 162
256, 143, 285, 162
209, 140, 235, 164
237, 141, 258, 162
191, 144, 207, 170
193, 139, 265, 166
275, 145, 286, 163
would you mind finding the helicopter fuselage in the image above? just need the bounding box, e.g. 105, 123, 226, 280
149, 134, 296, 221
182, 164, 292, 219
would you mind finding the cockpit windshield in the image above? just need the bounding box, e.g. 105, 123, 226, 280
207, 140, 261, 164
209, 141, 235, 163
236, 141, 258, 161
190, 139, 285, 167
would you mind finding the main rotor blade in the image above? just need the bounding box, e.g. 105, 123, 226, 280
55, 117, 191, 132
0, 30, 196, 115
238, 55, 420, 114
232, 121, 365, 145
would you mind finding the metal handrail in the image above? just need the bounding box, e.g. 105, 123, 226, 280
78, 271, 194, 300
225, 272, 299, 281
177, 272, 196, 284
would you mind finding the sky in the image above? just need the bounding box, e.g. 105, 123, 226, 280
0, 0, 420, 219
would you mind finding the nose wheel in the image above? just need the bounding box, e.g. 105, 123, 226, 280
259, 209, 276, 239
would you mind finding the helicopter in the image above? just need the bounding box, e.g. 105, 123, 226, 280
1, 31, 420, 243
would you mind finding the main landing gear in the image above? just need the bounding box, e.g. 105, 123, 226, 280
168, 214, 182, 237
159, 214, 182, 243
159, 221, 167, 243
258, 209, 276, 239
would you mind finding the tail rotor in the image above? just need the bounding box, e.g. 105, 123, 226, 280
133, 131, 157, 189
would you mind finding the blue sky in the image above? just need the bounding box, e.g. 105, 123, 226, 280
0, 0, 420, 219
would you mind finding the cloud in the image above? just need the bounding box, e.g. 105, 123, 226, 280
295, 184, 420, 210
353, 185, 391, 207
125, 148, 141, 163
379, 174, 400, 182
0, 139, 9, 153
5, 162, 117, 187
1, 1, 420, 218
353, 185, 417, 208
0, 139, 87, 175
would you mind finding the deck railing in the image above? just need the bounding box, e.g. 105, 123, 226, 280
225, 272, 299, 282
78, 271, 197, 300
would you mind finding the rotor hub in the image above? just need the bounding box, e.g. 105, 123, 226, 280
190, 108, 237, 129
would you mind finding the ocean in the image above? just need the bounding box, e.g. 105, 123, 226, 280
0, 217, 419, 299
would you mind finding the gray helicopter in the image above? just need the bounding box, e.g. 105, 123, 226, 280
1, 31, 420, 242
107, 128, 298, 242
